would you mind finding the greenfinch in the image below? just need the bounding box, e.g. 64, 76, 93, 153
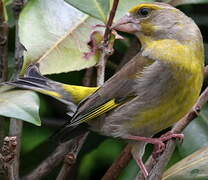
6, 2, 204, 177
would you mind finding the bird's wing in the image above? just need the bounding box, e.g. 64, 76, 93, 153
69, 54, 155, 126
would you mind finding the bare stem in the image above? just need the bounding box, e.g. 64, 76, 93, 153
22, 140, 75, 180
12, 0, 25, 79
0, 136, 18, 180
0, 0, 9, 155
97, 0, 119, 86
7, 1, 25, 179
8, 119, 22, 180
102, 144, 132, 180
0, 0, 8, 82
103, 0, 119, 44
82, 67, 94, 86
56, 133, 89, 180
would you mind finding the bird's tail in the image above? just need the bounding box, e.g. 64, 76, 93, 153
6, 64, 60, 95
4, 64, 77, 109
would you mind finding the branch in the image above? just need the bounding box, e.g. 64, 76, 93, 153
82, 67, 94, 87
138, 66, 208, 180
8, 119, 23, 180
0, 0, 9, 158
0, 0, 8, 82
0, 136, 18, 180
7, 1, 25, 179
22, 139, 74, 180
102, 144, 132, 180
97, 0, 119, 86
56, 133, 88, 180
12, 0, 25, 79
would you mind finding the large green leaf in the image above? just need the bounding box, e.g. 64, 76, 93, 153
162, 147, 208, 180
64, 0, 153, 22
64, 0, 110, 22
19, 0, 100, 75
0, 86, 40, 126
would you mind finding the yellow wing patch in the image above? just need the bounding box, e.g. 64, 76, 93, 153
63, 84, 99, 103
81, 99, 119, 122
70, 99, 120, 126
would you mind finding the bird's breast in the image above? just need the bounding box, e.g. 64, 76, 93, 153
129, 61, 203, 136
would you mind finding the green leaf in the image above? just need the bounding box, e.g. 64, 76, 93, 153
0, 87, 40, 126
162, 147, 208, 180
65, 0, 110, 22
64, 0, 154, 22
19, 0, 100, 75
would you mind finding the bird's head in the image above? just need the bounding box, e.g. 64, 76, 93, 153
114, 2, 202, 46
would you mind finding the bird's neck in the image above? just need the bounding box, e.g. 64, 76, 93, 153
139, 35, 203, 67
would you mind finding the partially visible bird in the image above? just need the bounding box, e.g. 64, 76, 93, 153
6, 2, 204, 177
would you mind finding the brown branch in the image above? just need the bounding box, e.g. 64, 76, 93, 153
103, 0, 119, 44
6, 1, 25, 179
22, 139, 75, 180
82, 67, 94, 86
97, 0, 119, 86
12, 0, 25, 79
0, 136, 17, 180
102, 144, 132, 180
56, 133, 89, 180
0, 0, 8, 82
0, 0, 9, 160
8, 119, 23, 180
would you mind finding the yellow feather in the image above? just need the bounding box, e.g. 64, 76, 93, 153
78, 99, 119, 122
62, 84, 98, 103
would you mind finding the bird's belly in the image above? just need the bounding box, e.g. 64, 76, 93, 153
130, 89, 196, 136
130, 77, 202, 137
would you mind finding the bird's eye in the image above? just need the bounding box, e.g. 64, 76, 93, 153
137, 7, 151, 17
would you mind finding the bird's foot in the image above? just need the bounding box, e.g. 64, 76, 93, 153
127, 132, 184, 153
152, 131, 184, 159
127, 132, 184, 177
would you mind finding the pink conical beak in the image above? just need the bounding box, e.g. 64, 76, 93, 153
112, 15, 140, 33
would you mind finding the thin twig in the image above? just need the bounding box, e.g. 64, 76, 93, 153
82, 67, 94, 86
8, 1, 25, 179
97, 0, 119, 86
0, 136, 17, 180
9, 119, 23, 180
0, 0, 8, 82
102, 144, 132, 180
0, 0, 9, 156
56, 133, 89, 180
103, 0, 119, 44
12, 0, 25, 79
22, 139, 75, 180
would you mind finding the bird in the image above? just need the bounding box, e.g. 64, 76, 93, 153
6, 2, 204, 177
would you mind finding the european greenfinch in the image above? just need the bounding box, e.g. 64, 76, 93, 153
6, 2, 204, 177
